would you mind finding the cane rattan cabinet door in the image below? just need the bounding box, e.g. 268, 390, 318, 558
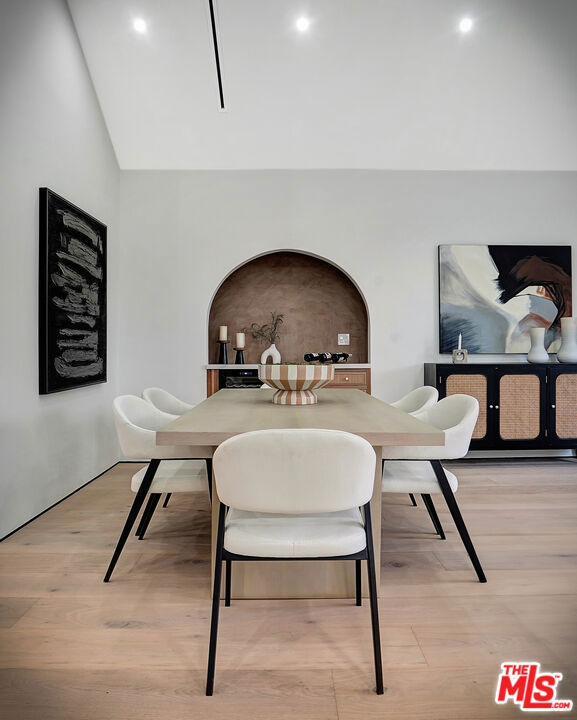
548, 366, 577, 447
494, 367, 547, 447
445, 372, 489, 442
427, 365, 494, 449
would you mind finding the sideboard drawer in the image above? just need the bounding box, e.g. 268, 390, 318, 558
328, 369, 370, 392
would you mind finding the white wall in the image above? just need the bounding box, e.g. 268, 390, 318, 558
0, 0, 120, 538
118, 170, 577, 403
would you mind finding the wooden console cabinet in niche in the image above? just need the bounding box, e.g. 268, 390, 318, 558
424, 363, 577, 451
206, 367, 371, 397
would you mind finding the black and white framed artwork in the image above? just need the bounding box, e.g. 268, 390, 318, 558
39, 188, 107, 393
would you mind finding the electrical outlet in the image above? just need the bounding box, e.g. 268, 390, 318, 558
338, 333, 350, 345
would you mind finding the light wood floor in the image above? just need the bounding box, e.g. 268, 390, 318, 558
1, 459, 576, 719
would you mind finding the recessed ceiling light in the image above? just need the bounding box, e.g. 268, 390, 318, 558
133, 18, 147, 34
458, 17, 474, 33
296, 17, 311, 32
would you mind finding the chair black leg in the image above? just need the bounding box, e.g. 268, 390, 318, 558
409, 493, 417, 507
104, 460, 160, 582
225, 559, 231, 607
205, 458, 213, 505
421, 494, 446, 539
363, 503, 384, 695
162, 493, 172, 508
430, 460, 486, 583
206, 503, 227, 696
135, 493, 158, 537
355, 559, 362, 606
138, 493, 161, 540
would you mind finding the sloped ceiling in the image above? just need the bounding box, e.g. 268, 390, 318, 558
67, 0, 577, 170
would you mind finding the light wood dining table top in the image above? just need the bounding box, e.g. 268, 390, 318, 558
156, 388, 445, 448
156, 388, 444, 599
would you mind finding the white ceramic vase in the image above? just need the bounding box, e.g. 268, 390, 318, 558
557, 317, 577, 363
260, 343, 281, 364
527, 328, 549, 363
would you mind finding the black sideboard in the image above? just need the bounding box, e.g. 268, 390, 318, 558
424, 363, 577, 451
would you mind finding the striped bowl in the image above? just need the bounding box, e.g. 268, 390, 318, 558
258, 364, 335, 405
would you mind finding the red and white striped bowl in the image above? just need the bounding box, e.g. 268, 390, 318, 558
258, 364, 335, 405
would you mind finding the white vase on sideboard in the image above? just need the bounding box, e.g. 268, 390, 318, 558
557, 317, 577, 363
260, 343, 281, 364
527, 328, 549, 363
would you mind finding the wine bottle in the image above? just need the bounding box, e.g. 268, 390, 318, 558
330, 352, 351, 363
304, 352, 351, 363
304, 352, 332, 363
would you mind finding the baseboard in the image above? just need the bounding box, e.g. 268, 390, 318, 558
466, 449, 576, 460
0, 461, 121, 543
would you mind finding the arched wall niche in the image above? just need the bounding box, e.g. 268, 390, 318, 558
208, 250, 370, 364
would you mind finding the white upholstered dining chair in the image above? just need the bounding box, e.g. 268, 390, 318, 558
143, 387, 197, 509
206, 428, 383, 696
382, 394, 486, 582
389, 385, 439, 511
142, 386, 195, 415
104, 395, 212, 582
390, 386, 439, 414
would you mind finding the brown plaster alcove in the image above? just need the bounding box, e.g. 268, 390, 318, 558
208, 251, 369, 364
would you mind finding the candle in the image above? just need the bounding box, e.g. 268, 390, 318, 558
458, 333, 462, 350
219, 325, 228, 342
236, 332, 245, 349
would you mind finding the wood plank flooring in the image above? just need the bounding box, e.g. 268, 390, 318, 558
0, 459, 576, 719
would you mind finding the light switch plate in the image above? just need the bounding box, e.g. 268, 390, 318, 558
338, 333, 350, 345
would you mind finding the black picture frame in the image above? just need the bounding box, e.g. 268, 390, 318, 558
39, 188, 107, 394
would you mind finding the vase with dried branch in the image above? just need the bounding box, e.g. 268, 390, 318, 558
248, 312, 284, 364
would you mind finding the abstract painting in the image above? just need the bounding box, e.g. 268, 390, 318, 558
39, 188, 107, 393
439, 245, 572, 354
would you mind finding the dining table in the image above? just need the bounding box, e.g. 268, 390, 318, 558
156, 388, 445, 599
